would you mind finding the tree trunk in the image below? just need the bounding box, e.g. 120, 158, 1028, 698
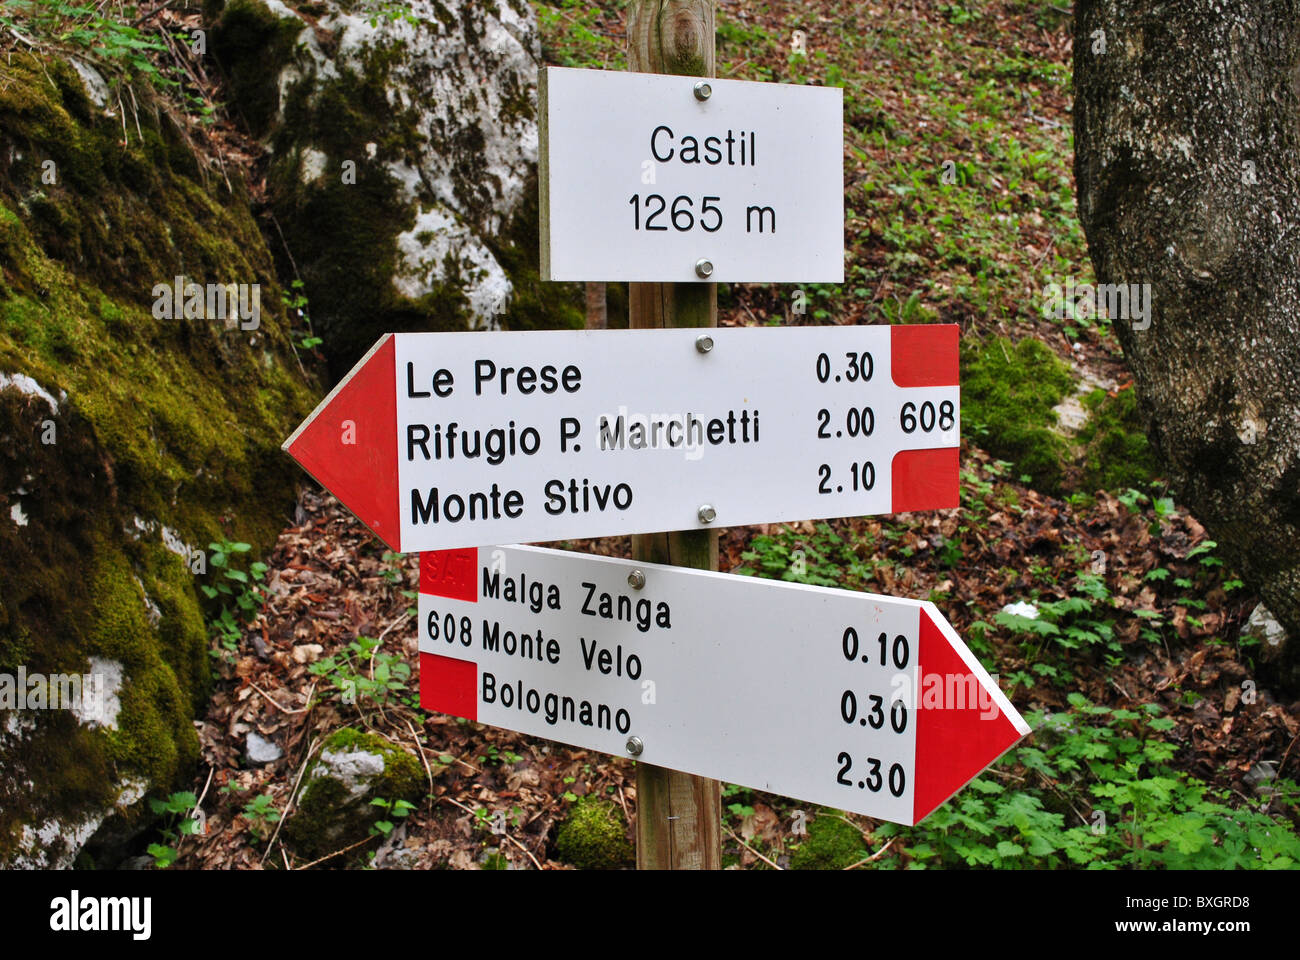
1073, 2, 1300, 689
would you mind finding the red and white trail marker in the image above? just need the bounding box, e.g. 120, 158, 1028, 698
417, 545, 1029, 826
283, 325, 960, 553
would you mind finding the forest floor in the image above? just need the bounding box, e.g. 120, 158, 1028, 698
55, 0, 1298, 868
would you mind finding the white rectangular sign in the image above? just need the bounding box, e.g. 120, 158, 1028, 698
539, 66, 844, 282
417, 545, 1029, 826
283, 325, 961, 553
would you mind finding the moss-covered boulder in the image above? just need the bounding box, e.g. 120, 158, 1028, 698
0, 54, 315, 866
554, 796, 634, 870
283, 728, 423, 860
207, 0, 582, 378
788, 813, 869, 870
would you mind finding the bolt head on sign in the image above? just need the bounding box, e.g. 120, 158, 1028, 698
539, 66, 844, 283
417, 545, 1029, 826
281, 325, 960, 553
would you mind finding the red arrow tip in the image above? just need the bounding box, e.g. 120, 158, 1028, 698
913, 606, 1029, 824
284, 334, 400, 550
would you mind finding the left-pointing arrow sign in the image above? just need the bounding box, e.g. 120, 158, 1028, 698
283, 334, 402, 548
283, 325, 960, 553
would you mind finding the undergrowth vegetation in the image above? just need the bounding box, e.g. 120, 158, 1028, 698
733, 443, 1297, 868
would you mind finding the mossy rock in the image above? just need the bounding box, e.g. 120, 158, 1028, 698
0, 53, 315, 866
960, 335, 1076, 493
554, 796, 634, 870
1076, 386, 1161, 492
788, 813, 869, 870
207, 0, 582, 380
282, 728, 423, 861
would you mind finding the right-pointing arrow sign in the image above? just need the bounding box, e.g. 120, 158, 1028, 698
417, 545, 1029, 826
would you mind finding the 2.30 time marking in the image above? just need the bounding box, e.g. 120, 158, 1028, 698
836, 752, 906, 796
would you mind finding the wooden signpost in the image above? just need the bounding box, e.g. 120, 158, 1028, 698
625, 0, 721, 868
282, 0, 1029, 871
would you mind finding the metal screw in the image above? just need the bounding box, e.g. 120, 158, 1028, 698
626, 736, 644, 756
695, 333, 714, 354
627, 569, 646, 590
693, 81, 712, 101
695, 258, 714, 279
698, 504, 717, 524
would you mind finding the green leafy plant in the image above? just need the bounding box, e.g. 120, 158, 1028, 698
738, 522, 872, 589
3, 1, 170, 79
242, 793, 281, 843
200, 539, 268, 661
871, 696, 1300, 868
994, 568, 1119, 663
721, 783, 757, 822
357, 0, 420, 28
282, 279, 322, 350
308, 635, 411, 708
369, 797, 416, 837
147, 791, 201, 868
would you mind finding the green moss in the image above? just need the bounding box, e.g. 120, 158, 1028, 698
208, 0, 305, 139
1076, 386, 1160, 492
481, 848, 510, 870
149, 551, 212, 715
87, 546, 198, 792
788, 814, 869, 870
282, 728, 423, 860
554, 796, 634, 870
961, 335, 1075, 492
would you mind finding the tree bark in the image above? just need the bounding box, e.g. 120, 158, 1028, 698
1073, 1, 1300, 689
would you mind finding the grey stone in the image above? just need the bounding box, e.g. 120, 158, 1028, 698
311, 747, 385, 800
246, 732, 284, 765
1243, 604, 1288, 649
